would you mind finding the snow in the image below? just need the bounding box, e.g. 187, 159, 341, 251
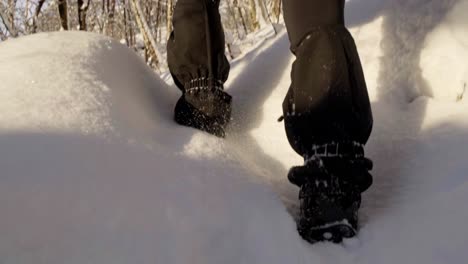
1, 0, 468, 263
421, 0, 468, 101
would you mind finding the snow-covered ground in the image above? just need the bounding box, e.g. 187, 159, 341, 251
1, 0, 468, 263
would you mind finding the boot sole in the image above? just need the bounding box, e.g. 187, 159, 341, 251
298, 220, 357, 244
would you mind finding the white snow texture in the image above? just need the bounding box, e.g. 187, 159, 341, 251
1, 0, 468, 263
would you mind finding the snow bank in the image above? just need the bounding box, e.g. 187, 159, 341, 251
0, 134, 308, 264
421, 0, 468, 102
0, 32, 115, 135
348, 0, 467, 103
0, 32, 180, 148
0, 32, 307, 264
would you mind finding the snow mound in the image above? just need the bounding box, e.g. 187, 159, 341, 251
0, 31, 178, 148
348, 0, 468, 103
421, 0, 468, 102
0, 134, 306, 264
0, 32, 307, 264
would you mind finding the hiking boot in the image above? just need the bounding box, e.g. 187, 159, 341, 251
288, 142, 373, 243
174, 78, 232, 137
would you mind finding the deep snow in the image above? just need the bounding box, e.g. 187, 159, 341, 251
1, 0, 468, 263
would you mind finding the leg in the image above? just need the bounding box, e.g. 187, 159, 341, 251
167, 0, 231, 137
282, 0, 372, 155
282, 0, 374, 243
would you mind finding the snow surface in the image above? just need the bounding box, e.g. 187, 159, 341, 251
1, 0, 468, 263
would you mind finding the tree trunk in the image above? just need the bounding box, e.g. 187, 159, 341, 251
25, 0, 29, 28
8, 0, 15, 29
226, 0, 240, 39
233, 0, 248, 35
0, 1, 17, 37
0, 28, 7, 40
166, 0, 173, 39
155, 0, 161, 42
272, 0, 281, 23
107, 0, 115, 35
248, 0, 259, 30
57, 0, 69, 30
255, 0, 270, 27
32, 0, 46, 33
100, 0, 106, 33
130, 0, 161, 70
123, 0, 129, 45
77, 0, 90, 31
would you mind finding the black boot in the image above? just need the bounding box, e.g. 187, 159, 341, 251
288, 142, 373, 243
167, 0, 231, 137
281, 0, 374, 243
174, 78, 232, 137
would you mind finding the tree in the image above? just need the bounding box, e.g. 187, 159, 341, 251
166, 0, 173, 38
272, 0, 281, 23
57, 0, 69, 30
0, 0, 17, 37
0, 0, 282, 69
77, 0, 91, 30
130, 0, 161, 69
32, 0, 46, 33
